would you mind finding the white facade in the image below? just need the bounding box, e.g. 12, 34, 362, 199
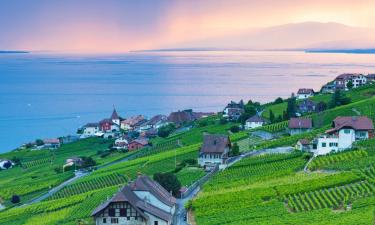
112, 118, 120, 126
351, 75, 367, 88
315, 128, 368, 155
133, 191, 174, 214
297, 93, 313, 100
245, 121, 264, 130
198, 152, 226, 168
83, 126, 99, 136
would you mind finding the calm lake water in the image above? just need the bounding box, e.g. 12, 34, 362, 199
1, 51, 375, 152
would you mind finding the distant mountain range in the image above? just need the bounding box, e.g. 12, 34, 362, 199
149, 22, 375, 52
0, 50, 29, 54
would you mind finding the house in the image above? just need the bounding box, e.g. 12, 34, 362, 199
121, 115, 146, 131
82, 123, 100, 136
321, 83, 336, 93
167, 110, 194, 126
43, 138, 61, 149
91, 175, 176, 225
128, 138, 149, 151
298, 99, 317, 114
314, 116, 374, 155
114, 136, 129, 150
198, 134, 230, 170
367, 74, 375, 82
0, 159, 14, 170
288, 118, 313, 135
334, 73, 367, 90
245, 115, 265, 129
223, 100, 245, 121
66, 157, 83, 166
296, 88, 314, 100
144, 128, 158, 138
100, 119, 120, 133
295, 139, 311, 151
139, 115, 169, 131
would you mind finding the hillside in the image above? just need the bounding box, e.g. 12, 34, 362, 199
0, 84, 374, 224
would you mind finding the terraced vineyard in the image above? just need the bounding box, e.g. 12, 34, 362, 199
308, 150, 368, 171
286, 180, 375, 212
48, 173, 127, 200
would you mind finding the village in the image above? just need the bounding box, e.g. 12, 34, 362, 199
0, 72, 374, 225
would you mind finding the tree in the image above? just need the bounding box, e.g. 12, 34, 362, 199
274, 97, 283, 104
153, 172, 181, 197
329, 90, 351, 108
286, 97, 297, 119
11, 195, 20, 204
2, 161, 12, 169
81, 157, 96, 168
346, 80, 354, 89
269, 110, 275, 123
35, 139, 44, 146
158, 124, 176, 138
316, 101, 327, 112
230, 143, 240, 156
230, 125, 240, 133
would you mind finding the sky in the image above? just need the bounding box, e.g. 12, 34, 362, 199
1, 0, 375, 53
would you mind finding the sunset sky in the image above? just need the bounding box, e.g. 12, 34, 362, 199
1, 0, 375, 53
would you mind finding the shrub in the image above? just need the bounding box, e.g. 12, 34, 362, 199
230, 125, 240, 133
153, 172, 181, 197
11, 195, 20, 204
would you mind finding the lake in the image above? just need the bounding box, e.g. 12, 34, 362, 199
1, 51, 375, 152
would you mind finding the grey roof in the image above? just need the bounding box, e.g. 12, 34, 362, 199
200, 134, 230, 154
130, 175, 176, 207
246, 115, 265, 123
288, 118, 313, 129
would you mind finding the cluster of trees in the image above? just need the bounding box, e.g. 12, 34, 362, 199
229, 143, 240, 157
158, 124, 176, 138
329, 90, 351, 108
238, 100, 261, 124
153, 172, 181, 197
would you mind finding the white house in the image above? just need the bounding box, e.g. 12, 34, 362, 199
82, 123, 100, 137
314, 116, 374, 155
91, 175, 176, 225
334, 73, 367, 90
245, 115, 265, 129
296, 88, 314, 100
198, 134, 230, 170
114, 136, 129, 150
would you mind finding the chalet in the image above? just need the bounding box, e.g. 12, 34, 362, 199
321, 83, 336, 93
82, 123, 100, 136
288, 118, 313, 135
65, 157, 83, 167
314, 116, 374, 155
198, 134, 230, 169
298, 99, 316, 114
91, 175, 176, 225
43, 138, 61, 149
223, 100, 245, 121
121, 115, 145, 131
334, 73, 367, 90
245, 115, 265, 130
128, 138, 149, 151
296, 88, 314, 100
295, 139, 311, 151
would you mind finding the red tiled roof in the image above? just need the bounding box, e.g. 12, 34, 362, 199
298, 139, 310, 145
43, 138, 60, 144
288, 118, 312, 129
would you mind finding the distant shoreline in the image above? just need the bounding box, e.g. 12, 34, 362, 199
305, 49, 375, 54
0, 50, 29, 54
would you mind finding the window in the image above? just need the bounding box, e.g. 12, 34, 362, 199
120, 208, 127, 217
321, 142, 326, 147
111, 218, 119, 224
329, 143, 337, 147
102, 218, 107, 223
344, 129, 351, 134
108, 208, 115, 217
154, 221, 159, 225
